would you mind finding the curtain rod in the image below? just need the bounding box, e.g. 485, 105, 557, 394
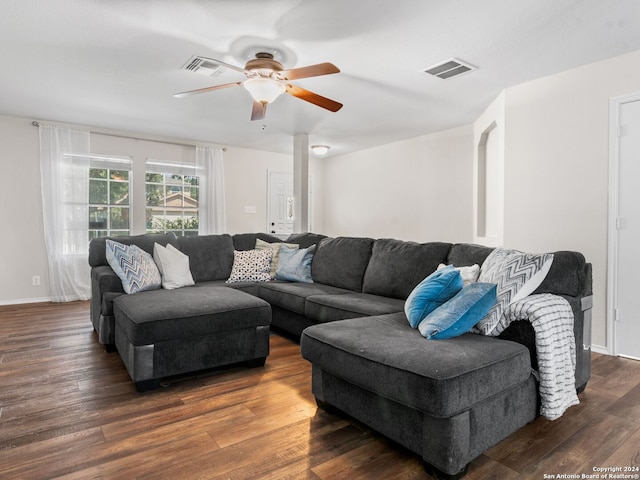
31, 121, 227, 151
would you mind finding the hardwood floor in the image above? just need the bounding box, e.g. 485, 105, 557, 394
1, 301, 639, 480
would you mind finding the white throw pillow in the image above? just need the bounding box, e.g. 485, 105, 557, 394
153, 243, 195, 290
437, 263, 480, 286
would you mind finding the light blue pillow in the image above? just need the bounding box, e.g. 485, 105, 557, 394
105, 239, 161, 294
418, 283, 497, 340
275, 245, 316, 283
404, 265, 463, 328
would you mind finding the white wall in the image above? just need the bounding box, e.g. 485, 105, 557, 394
501, 49, 640, 350
223, 147, 324, 234
0, 115, 49, 304
0, 114, 315, 304
321, 125, 474, 242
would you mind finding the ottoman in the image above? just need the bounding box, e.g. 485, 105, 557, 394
113, 285, 271, 391
300, 313, 538, 478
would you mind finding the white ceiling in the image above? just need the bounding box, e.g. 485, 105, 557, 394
2, 0, 640, 157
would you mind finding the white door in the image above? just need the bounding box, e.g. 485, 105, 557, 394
613, 97, 640, 359
267, 172, 294, 237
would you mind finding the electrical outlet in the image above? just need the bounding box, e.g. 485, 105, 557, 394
32, 276, 40, 286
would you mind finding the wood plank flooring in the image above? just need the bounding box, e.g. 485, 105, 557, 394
1, 301, 639, 479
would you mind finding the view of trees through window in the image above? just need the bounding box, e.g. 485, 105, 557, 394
146, 172, 199, 236
89, 168, 130, 241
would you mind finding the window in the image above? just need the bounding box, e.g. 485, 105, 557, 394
145, 160, 200, 236
89, 165, 131, 241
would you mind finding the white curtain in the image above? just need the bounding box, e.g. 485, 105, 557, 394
39, 125, 92, 302
196, 146, 226, 234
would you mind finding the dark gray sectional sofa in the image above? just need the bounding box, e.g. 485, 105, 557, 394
88, 231, 592, 479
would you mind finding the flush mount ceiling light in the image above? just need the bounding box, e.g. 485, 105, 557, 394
310, 145, 330, 155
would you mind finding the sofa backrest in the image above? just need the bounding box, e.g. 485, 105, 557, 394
88, 233, 179, 268
362, 239, 452, 299
286, 232, 328, 249
232, 233, 283, 251
448, 243, 591, 298
311, 237, 374, 292
177, 234, 235, 282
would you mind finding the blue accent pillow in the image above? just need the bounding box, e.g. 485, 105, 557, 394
275, 245, 316, 283
418, 283, 497, 340
105, 239, 161, 294
404, 265, 463, 328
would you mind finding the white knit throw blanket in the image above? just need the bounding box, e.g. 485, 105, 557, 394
491, 293, 579, 420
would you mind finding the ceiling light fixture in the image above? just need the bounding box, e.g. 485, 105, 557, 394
243, 77, 286, 105
310, 145, 330, 155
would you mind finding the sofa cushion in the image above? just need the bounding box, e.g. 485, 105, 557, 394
258, 282, 352, 315
305, 293, 405, 323
285, 232, 328, 249
418, 283, 497, 340
404, 265, 463, 328
232, 233, 282, 251
113, 285, 271, 345
177, 234, 234, 282
300, 313, 531, 418
106, 240, 161, 294
89, 233, 179, 267
275, 245, 315, 283
447, 243, 494, 269
534, 251, 589, 297
476, 248, 553, 335
312, 237, 374, 292
362, 239, 452, 299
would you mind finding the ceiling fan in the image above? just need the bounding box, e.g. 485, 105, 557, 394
174, 52, 343, 121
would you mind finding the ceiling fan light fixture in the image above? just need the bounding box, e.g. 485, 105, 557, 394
243, 77, 285, 104
311, 145, 330, 155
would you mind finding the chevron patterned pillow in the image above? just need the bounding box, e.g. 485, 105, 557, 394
106, 240, 162, 294
474, 247, 553, 336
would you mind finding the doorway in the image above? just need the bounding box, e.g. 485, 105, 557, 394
267, 171, 294, 238
608, 93, 640, 360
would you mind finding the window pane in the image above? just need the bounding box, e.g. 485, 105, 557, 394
146, 172, 163, 183
110, 181, 129, 205
110, 170, 129, 181
110, 207, 129, 229
185, 176, 199, 186
146, 184, 163, 206
89, 179, 108, 204
166, 174, 182, 185
89, 207, 108, 229
188, 186, 199, 203
165, 186, 183, 207
90, 168, 107, 179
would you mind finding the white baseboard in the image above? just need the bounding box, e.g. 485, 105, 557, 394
590, 344, 611, 355
0, 296, 52, 306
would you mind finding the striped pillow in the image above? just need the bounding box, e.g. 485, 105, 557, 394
106, 240, 161, 294
474, 247, 553, 336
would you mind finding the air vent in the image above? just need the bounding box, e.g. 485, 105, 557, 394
181, 56, 226, 77
422, 58, 477, 79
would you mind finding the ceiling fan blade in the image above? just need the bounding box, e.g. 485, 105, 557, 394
285, 84, 343, 112
251, 100, 267, 121
173, 82, 242, 98
277, 63, 340, 81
